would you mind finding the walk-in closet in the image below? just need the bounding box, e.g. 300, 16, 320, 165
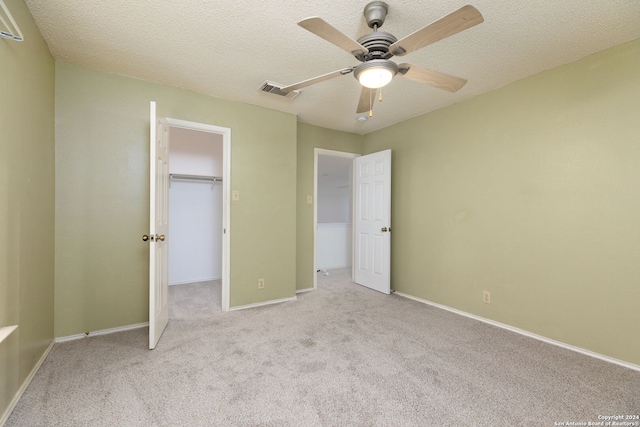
168, 127, 223, 315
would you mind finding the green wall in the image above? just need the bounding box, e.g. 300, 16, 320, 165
55, 62, 297, 337
296, 123, 363, 290
0, 0, 55, 419
364, 39, 640, 365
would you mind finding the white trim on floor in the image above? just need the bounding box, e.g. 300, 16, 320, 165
230, 296, 297, 311
169, 277, 221, 286
317, 265, 351, 270
394, 292, 640, 373
55, 322, 149, 343
296, 288, 314, 294
0, 339, 55, 427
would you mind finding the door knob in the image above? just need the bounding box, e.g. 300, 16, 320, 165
143, 234, 165, 242
381, 227, 388, 232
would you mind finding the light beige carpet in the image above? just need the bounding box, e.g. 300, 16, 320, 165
169, 279, 222, 319
6, 268, 639, 426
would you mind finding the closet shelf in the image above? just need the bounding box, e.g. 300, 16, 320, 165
169, 174, 222, 183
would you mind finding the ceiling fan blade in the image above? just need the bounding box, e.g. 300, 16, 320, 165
299, 17, 369, 57
356, 87, 376, 114
390, 5, 483, 56
281, 68, 354, 93
398, 63, 467, 92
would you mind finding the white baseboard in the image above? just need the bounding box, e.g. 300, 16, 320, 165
169, 277, 221, 286
0, 339, 55, 427
55, 322, 149, 343
230, 296, 297, 311
296, 287, 314, 294
394, 292, 640, 372
317, 265, 351, 271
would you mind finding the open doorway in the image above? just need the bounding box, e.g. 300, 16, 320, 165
313, 149, 360, 289
167, 127, 223, 318
162, 118, 230, 315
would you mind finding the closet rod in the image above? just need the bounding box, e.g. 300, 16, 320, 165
169, 174, 222, 183
0, 0, 24, 41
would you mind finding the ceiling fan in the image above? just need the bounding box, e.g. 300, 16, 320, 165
279, 2, 484, 117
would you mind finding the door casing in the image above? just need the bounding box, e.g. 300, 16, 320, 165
164, 117, 232, 312
312, 148, 360, 290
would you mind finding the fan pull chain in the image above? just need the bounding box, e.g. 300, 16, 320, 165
379, 89, 383, 103
369, 89, 373, 117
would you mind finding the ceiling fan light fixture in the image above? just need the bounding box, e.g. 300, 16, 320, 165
354, 60, 398, 89
359, 68, 393, 89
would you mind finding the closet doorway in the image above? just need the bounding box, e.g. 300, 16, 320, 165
313, 149, 359, 289
165, 120, 231, 316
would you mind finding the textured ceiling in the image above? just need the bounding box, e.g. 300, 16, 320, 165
25, 0, 640, 134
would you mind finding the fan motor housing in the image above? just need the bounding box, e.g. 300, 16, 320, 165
356, 31, 398, 60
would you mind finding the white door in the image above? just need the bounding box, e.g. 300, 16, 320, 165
148, 101, 169, 349
354, 149, 392, 294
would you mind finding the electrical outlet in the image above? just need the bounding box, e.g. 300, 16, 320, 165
482, 291, 491, 304
307, 195, 313, 204
258, 278, 265, 289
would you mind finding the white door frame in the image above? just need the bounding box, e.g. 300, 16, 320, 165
313, 148, 360, 290
165, 117, 232, 311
